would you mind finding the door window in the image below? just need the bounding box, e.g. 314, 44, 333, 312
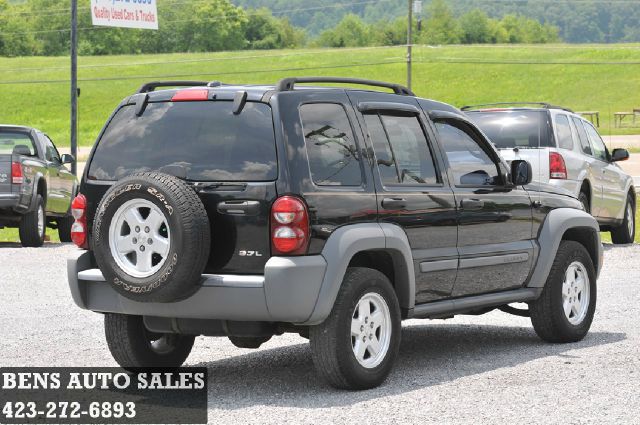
555, 115, 574, 150
300, 103, 362, 186
571, 117, 593, 156
583, 122, 608, 162
365, 113, 438, 185
436, 122, 500, 187
43, 136, 61, 164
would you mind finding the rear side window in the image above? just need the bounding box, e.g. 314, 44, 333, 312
88, 101, 277, 182
468, 110, 552, 149
571, 117, 592, 155
300, 103, 362, 186
0, 132, 36, 156
364, 113, 438, 185
555, 115, 574, 150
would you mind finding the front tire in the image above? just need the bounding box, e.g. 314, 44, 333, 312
529, 241, 596, 343
104, 313, 195, 370
309, 268, 401, 390
19, 195, 45, 247
611, 193, 635, 244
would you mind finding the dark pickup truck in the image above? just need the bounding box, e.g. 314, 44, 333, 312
0, 125, 77, 246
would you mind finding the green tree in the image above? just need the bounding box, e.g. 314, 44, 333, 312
315, 14, 370, 47
420, 0, 462, 45
245, 8, 304, 49
459, 9, 491, 43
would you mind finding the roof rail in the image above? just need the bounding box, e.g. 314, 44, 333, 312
136, 80, 208, 94
276, 77, 415, 96
461, 102, 574, 113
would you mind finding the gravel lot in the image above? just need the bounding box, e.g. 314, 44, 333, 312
0, 243, 638, 424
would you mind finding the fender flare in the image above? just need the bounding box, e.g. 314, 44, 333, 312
305, 223, 415, 325
28, 173, 46, 212
527, 208, 602, 288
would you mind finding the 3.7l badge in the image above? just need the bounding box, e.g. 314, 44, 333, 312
239, 251, 263, 257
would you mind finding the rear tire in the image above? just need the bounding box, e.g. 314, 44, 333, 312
58, 214, 74, 243
309, 268, 401, 390
611, 193, 635, 244
104, 313, 194, 370
529, 241, 596, 343
19, 195, 45, 247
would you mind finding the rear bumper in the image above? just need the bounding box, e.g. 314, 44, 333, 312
0, 193, 20, 209
67, 251, 328, 324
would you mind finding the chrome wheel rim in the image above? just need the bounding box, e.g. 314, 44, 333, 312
562, 261, 590, 325
627, 203, 634, 238
351, 292, 392, 369
37, 205, 45, 237
108, 199, 171, 278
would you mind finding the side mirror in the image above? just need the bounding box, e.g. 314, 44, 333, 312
511, 160, 533, 186
60, 154, 75, 165
611, 148, 630, 162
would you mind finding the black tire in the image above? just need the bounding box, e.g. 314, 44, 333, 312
228, 336, 272, 349
309, 267, 401, 390
58, 214, 74, 243
611, 193, 635, 245
579, 191, 590, 214
93, 172, 210, 303
19, 195, 45, 247
105, 313, 194, 370
529, 241, 597, 343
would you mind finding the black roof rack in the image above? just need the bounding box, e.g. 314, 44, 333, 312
461, 102, 574, 113
136, 80, 208, 94
276, 77, 415, 96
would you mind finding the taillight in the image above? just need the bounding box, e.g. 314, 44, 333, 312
271, 196, 309, 256
71, 194, 88, 249
171, 89, 209, 102
549, 152, 567, 179
11, 162, 23, 184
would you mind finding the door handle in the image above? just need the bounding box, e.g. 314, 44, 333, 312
381, 198, 407, 210
217, 201, 260, 216
461, 198, 484, 210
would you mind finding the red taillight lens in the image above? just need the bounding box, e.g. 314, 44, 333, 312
271, 196, 309, 255
549, 152, 567, 179
11, 162, 23, 184
171, 89, 209, 102
71, 194, 88, 249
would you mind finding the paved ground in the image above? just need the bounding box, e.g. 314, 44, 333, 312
0, 243, 638, 424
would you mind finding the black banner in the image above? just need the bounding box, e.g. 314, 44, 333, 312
0, 368, 207, 424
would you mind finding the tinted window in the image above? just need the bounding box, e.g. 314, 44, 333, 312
43, 136, 61, 163
436, 122, 500, 186
571, 117, 592, 155
0, 132, 36, 156
366, 113, 438, 185
468, 110, 551, 149
555, 115, 574, 150
88, 101, 277, 181
300, 103, 362, 186
583, 122, 608, 161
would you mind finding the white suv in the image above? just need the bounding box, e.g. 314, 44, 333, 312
465, 103, 635, 244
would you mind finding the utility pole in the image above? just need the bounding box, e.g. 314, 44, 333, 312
70, 0, 78, 175
407, 0, 412, 91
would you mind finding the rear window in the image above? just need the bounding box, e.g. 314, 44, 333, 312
0, 132, 36, 156
468, 110, 552, 149
88, 101, 277, 182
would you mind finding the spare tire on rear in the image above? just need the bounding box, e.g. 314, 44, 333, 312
93, 172, 210, 303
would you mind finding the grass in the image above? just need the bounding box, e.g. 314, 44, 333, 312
0, 227, 61, 244
0, 44, 639, 147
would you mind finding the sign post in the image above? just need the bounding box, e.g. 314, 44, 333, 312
70, 0, 78, 175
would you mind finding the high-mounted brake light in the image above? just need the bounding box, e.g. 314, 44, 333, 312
11, 162, 23, 184
71, 194, 88, 249
171, 89, 209, 102
271, 196, 309, 256
549, 152, 567, 179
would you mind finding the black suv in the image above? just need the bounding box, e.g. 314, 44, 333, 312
68, 77, 602, 390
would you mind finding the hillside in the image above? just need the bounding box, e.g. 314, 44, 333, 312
0, 43, 639, 148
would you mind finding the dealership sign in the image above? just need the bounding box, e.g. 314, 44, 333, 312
91, 0, 159, 30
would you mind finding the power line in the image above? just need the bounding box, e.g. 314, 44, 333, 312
0, 59, 405, 85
